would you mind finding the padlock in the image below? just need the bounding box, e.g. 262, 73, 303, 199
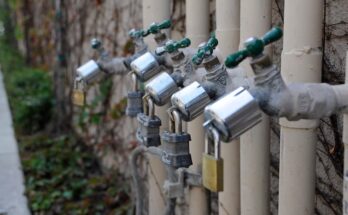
161, 109, 192, 168
171, 81, 211, 121
136, 96, 161, 147
72, 78, 86, 106
145, 72, 180, 106
126, 73, 144, 117
130, 52, 161, 82
204, 87, 262, 142
202, 127, 223, 192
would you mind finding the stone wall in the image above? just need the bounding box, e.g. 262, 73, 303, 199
12, 0, 348, 214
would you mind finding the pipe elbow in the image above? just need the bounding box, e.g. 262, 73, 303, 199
98, 57, 129, 75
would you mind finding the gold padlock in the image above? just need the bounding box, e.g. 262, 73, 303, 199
202, 127, 223, 192
72, 79, 86, 106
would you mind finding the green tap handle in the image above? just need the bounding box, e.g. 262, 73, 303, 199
192, 35, 219, 65
156, 38, 191, 55
225, 27, 283, 68
128, 29, 147, 39
143, 19, 172, 36
166, 38, 191, 53
91, 38, 102, 50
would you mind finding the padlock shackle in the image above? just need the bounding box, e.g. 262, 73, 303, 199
148, 97, 155, 117
142, 95, 155, 117
173, 110, 182, 134
131, 73, 138, 92
143, 94, 149, 116
168, 108, 182, 134
205, 127, 221, 159
211, 128, 220, 159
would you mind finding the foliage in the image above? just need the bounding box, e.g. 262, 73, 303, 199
20, 135, 132, 214
0, 7, 53, 134
0, 3, 132, 215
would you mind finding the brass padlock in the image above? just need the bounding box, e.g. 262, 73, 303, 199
72, 79, 86, 106
202, 127, 223, 192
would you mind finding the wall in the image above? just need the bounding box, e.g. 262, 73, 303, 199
11, 0, 348, 214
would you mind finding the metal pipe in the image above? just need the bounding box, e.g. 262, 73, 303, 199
142, 0, 171, 214
343, 52, 348, 215
97, 57, 129, 75
186, 0, 210, 214
130, 146, 147, 215
279, 0, 324, 214
239, 0, 271, 214
215, 0, 241, 214
248, 54, 348, 120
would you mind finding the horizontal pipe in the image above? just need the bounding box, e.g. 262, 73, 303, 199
97, 57, 128, 75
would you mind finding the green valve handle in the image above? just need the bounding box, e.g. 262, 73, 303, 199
91, 38, 102, 50
143, 19, 172, 36
128, 29, 147, 39
155, 38, 191, 55
225, 27, 283, 68
192, 34, 218, 65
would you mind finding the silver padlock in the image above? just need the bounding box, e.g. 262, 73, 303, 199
130, 52, 160, 82
204, 87, 262, 142
76, 60, 104, 85
171, 81, 211, 121
126, 73, 144, 117
136, 96, 162, 147
161, 109, 192, 168
145, 72, 180, 106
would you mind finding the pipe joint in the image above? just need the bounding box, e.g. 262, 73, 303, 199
249, 54, 346, 121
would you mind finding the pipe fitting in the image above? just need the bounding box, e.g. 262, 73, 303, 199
249, 54, 348, 120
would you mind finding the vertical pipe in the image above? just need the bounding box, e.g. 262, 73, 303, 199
239, 0, 271, 215
215, 0, 241, 214
142, 1, 171, 214
343, 52, 348, 215
186, 0, 210, 214
278, 0, 323, 214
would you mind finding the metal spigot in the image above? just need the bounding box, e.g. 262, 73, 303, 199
155, 38, 191, 56
128, 28, 149, 53
202, 27, 283, 142
142, 19, 172, 46
192, 34, 218, 65
224, 27, 283, 68
90, 38, 110, 61
145, 38, 193, 106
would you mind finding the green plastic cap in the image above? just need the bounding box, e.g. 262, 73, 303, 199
91, 38, 102, 49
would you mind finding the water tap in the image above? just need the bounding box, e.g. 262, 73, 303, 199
203, 27, 283, 142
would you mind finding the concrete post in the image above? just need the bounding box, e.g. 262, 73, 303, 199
239, 0, 272, 214
344, 51, 348, 215
186, 0, 210, 214
279, 0, 323, 214
215, 0, 241, 214
142, 1, 171, 214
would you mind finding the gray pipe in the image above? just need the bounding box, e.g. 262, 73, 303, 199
249, 54, 348, 120
97, 57, 129, 75
130, 146, 164, 215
